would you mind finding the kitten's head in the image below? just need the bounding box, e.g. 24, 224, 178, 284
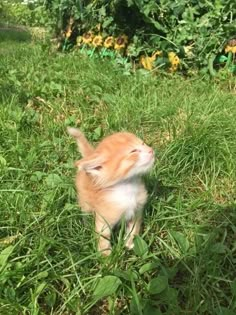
77, 132, 154, 187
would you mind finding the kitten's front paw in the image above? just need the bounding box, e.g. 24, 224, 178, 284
101, 248, 112, 256
98, 237, 112, 256
125, 238, 134, 250
98, 243, 112, 256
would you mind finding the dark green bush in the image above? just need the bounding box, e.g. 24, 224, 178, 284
0, 0, 49, 27
44, 0, 236, 72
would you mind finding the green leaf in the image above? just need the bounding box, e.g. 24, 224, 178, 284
127, 0, 134, 7
164, 287, 178, 304
0, 156, 7, 167
102, 17, 113, 29
45, 174, 63, 188
49, 81, 62, 93
98, 6, 106, 17
4, 287, 16, 302
210, 243, 227, 254
144, 303, 162, 315
231, 279, 236, 296
30, 171, 45, 182
65, 115, 77, 126
36, 271, 48, 280
170, 231, 189, 253
113, 270, 138, 281
133, 236, 148, 256
147, 276, 168, 294
0, 245, 14, 272
34, 282, 47, 297
216, 307, 235, 315
93, 126, 102, 140
139, 261, 160, 274
130, 295, 143, 315
45, 290, 57, 307
92, 276, 122, 301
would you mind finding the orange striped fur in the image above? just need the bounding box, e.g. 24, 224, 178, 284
68, 128, 154, 255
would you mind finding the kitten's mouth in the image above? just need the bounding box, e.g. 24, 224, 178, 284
148, 151, 155, 162
150, 156, 155, 165
142, 154, 155, 168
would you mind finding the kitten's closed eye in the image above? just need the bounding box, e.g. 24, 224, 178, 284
93, 165, 102, 171
130, 149, 140, 153
130, 142, 147, 154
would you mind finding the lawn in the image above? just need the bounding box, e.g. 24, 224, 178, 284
0, 31, 236, 315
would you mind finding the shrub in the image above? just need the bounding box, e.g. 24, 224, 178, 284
43, 0, 236, 74
0, 0, 49, 27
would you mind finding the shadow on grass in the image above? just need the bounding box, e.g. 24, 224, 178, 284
0, 25, 31, 42
145, 174, 178, 202
134, 173, 236, 314
172, 204, 236, 314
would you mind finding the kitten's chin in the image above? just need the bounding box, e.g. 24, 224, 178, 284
126, 157, 154, 179
140, 161, 154, 174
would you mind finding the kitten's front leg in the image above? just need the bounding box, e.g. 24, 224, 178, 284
125, 214, 142, 249
95, 214, 112, 256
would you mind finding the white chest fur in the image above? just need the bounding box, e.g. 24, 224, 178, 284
106, 179, 147, 220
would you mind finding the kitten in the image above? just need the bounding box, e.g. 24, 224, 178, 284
67, 127, 154, 255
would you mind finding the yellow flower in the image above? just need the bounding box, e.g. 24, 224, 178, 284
65, 17, 74, 39
139, 51, 162, 70
140, 55, 154, 71
225, 45, 236, 54
114, 35, 128, 50
170, 64, 178, 72
152, 50, 162, 59
104, 36, 114, 49
168, 52, 179, 64
92, 35, 103, 47
76, 36, 83, 46
82, 31, 94, 44
168, 52, 180, 71
65, 29, 72, 39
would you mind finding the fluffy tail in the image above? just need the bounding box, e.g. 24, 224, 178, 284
67, 127, 94, 157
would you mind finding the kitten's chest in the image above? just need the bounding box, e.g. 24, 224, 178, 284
107, 180, 147, 220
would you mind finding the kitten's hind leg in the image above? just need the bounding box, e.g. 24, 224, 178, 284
125, 215, 142, 250
95, 214, 112, 256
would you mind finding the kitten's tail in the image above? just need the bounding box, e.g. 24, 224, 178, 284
67, 127, 94, 157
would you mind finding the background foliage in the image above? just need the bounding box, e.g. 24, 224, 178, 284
0, 0, 49, 27
43, 0, 236, 72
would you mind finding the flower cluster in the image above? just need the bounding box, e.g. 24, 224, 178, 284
76, 32, 129, 51
76, 30, 181, 72
139, 50, 180, 72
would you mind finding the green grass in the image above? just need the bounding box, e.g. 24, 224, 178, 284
0, 34, 236, 315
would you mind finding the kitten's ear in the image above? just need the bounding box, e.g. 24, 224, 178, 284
79, 154, 105, 176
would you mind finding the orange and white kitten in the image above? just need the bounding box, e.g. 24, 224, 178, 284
67, 127, 154, 255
